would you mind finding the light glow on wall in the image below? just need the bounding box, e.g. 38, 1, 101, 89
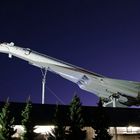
110, 126, 140, 134
34, 125, 55, 134
12, 125, 55, 138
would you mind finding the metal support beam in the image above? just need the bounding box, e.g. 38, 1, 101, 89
112, 97, 118, 140
112, 96, 118, 140
103, 95, 118, 140
41, 68, 47, 104
112, 97, 117, 108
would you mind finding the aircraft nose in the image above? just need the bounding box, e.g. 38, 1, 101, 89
0, 43, 9, 53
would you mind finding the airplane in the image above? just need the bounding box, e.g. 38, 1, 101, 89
0, 42, 140, 107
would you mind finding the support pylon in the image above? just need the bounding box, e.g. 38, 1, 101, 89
41, 68, 47, 104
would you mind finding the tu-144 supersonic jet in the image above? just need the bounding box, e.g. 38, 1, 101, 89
0, 42, 140, 107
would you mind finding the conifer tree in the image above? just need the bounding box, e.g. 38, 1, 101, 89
92, 98, 112, 140
67, 95, 86, 140
21, 99, 36, 140
48, 104, 66, 140
0, 99, 16, 140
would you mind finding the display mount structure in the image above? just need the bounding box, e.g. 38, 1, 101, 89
41, 68, 47, 104
0, 42, 140, 107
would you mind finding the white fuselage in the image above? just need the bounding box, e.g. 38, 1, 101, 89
0, 42, 140, 107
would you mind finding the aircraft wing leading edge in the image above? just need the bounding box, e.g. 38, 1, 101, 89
0, 42, 140, 107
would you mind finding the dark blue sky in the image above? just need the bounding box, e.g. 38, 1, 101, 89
0, 0, 140, 106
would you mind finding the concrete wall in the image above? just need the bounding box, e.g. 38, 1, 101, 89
112, 134, 140, 140
85, 127, 140, 140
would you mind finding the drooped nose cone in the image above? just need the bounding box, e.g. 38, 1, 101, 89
0, 43, 10, 53
0, 42, 14, 53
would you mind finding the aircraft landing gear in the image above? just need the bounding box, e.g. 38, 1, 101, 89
103, 94, 120, 107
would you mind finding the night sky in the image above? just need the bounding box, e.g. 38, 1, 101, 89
0, 0, 140, 106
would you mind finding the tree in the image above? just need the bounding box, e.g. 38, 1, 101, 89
48, 104, 66, 140
92, 98, 112, 140
67, 95, 86, 140
0, 99, 16, 140
21, 99, 36, 140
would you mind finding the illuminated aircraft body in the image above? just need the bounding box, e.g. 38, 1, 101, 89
0, 42, 140, 107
